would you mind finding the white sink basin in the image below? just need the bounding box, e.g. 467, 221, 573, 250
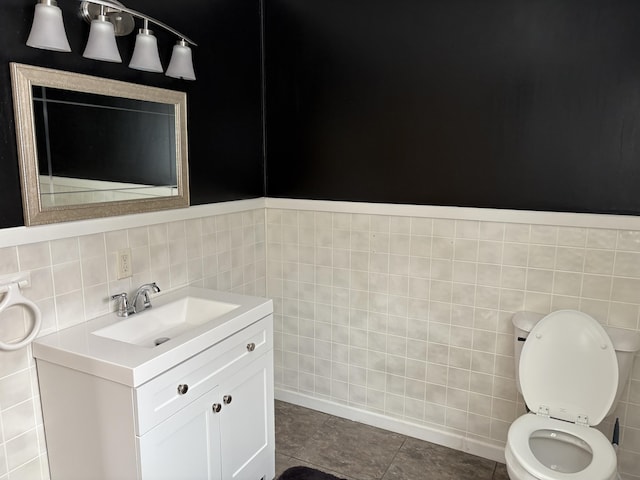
31, 287, 273, 387
92, 296, 240, 348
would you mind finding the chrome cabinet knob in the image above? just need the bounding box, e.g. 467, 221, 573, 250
246, 342, 256, 352
212, 403, 222, 413
223, 395, 232, 405
177, 384, 189, 395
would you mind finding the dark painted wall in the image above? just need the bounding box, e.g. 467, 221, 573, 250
265, 0, 640, 215
0, 0, 264, 228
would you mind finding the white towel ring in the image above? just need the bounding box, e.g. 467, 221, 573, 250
0, 283, 42, 351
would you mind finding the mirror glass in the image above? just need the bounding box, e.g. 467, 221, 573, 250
11, 63, 189, 226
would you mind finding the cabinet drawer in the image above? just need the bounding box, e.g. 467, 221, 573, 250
135, 315, 272, 435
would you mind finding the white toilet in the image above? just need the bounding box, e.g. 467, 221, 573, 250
505, 310, 640, 480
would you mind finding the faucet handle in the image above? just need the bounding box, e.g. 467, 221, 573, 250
110, 292, 130, 317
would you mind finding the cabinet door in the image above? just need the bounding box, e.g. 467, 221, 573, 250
138, 388, 222, 480
218, 354, 275, 480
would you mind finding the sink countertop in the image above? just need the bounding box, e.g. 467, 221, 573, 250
32, 287, 273, 388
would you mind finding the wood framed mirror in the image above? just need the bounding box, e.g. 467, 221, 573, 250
10, 63, 190, 226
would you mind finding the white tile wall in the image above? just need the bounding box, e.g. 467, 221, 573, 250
267, 207, 640, 480
3, 200, 640, 479
0, 208, 265, 480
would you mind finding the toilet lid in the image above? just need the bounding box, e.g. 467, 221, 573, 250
520, 310, 618, 426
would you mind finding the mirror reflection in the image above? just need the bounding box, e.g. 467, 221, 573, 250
11, 63, 189, 226
33, 86, 178, 208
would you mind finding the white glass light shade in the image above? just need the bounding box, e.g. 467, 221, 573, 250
26, 2, 71, 52
166, 40, 196, 80
82, 16, 122, 63
129, 29, 163, 72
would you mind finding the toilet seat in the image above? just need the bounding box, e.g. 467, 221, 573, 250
507, 414, 617, 480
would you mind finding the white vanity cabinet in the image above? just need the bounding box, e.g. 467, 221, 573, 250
138, 346, 273, 480
36, 313, 275, 480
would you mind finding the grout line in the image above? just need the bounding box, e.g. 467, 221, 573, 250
378, 436, 407, 480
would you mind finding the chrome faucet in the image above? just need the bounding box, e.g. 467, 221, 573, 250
110, 282, 161, 317
131, 282, 161, 314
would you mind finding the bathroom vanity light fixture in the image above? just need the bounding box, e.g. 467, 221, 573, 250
27, 0, 197, 80
82, 4, 122, 62
26, 0, 71, 52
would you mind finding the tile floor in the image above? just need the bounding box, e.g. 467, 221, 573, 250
275, 401, 510, 480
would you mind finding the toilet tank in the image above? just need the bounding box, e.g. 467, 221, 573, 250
604, 324, 640, 415
512, 311, 640, 417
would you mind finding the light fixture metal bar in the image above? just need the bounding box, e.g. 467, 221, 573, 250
77, 0, 197, 46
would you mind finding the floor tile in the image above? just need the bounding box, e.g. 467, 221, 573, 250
275, 400, 331, 456
274, 401, 508, 480
492, 463, 510, 480
294, 416, 406, 480
276, 453, 294, 478
381, 438, 496, 480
